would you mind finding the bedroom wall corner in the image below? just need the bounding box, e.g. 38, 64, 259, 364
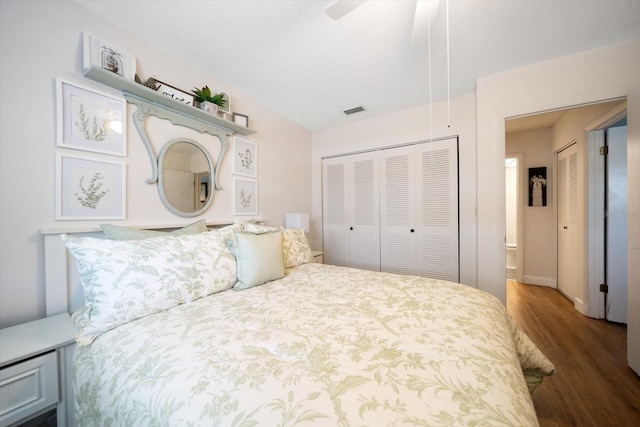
0, 0, 312, 328
506, 128, 555, 285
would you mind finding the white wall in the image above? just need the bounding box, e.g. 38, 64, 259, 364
476, 38, 640, 373
312, 93, 478, 286
0, 0, 312, 328
506, 128, 556, 286
505, 163, 517, 246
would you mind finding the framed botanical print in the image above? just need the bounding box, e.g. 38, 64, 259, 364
232, 136, 257, 178
56, 78, 127, 156
56, 153, 126, 220
82, 31, 137, 80
233, 178, 258, 216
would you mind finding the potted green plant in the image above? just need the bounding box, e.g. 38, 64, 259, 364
192, 85, 226, 115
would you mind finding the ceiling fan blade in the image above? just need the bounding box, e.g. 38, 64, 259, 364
411, 0, 440, 45
326, 0, 367, 20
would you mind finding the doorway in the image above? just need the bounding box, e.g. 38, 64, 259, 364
505, 154, 523, 284
504, 100, 626, 318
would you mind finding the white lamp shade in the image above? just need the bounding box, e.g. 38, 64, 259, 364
285, 213, 309, 232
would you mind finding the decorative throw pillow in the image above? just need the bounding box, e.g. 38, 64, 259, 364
216, 222, 246, 250
100, 219, 208, 240
243, 222, 279, 234
62, 231, 236, 345
233, 230, 285, 290
282, 228, 314, 268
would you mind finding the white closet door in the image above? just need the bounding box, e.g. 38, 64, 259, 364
414, 139, 459, 282
558, 143, 579, 300
322, 158, 348, 266
348, 153, 380, 271
323, 139, 457, 278
379, 138, 459, 281
380, 146, 416, 274
322, 152, 380, 270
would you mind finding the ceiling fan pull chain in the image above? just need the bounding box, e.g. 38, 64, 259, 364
427, 3, 433, 143
446, 0, 451, 128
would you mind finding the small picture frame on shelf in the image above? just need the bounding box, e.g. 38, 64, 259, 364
56, 153, 126, 220
219, 92, 231, 114
154, 79, 195, 106
232, 112, 249, 127
83, 31, 136, 80
56, 77, 127, 157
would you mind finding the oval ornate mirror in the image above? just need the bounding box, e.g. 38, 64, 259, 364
158, 139, 215, 217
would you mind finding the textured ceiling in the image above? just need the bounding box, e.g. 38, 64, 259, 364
73, 0, 640, 131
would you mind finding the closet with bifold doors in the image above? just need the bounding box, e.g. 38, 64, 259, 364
322, 137, 459, 282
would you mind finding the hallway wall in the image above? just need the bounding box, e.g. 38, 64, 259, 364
506, 128, 556, 286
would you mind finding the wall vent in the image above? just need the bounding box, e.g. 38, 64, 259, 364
343, 106, 366, 115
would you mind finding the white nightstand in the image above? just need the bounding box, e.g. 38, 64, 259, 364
312, 250, 324, 264
0, 313, 75, 427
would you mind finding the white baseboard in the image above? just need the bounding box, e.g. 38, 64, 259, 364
522, 275, 557, 288
574, 298, 588, 315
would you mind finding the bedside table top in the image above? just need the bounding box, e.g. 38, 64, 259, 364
0, 313, 75, 367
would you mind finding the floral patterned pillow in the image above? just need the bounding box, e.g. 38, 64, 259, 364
282, 228, 314, 268
63, 231, 236, 345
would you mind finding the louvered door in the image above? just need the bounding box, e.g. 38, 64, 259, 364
348, 153, 380, 270
322, 159, 348, 266
323, 139, 457, 280
379, 139, 458, 281
558, 143, 579, 300
380, 146, 416, 274
322, 152, 380, 270
414, 139, 459, 281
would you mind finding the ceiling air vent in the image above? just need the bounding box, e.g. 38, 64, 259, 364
343, 106, 366, 115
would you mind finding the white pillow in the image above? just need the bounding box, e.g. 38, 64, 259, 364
233, 231, 285, 290
282, 228, 314, 268
63, 231, 236, 345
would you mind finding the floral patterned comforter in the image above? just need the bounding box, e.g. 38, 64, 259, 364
74, 263, 555, 426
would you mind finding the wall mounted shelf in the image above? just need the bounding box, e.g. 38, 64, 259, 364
83, 66, 256, 136
83, 66, 256, 194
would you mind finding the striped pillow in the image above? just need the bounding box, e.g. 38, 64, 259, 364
100, 219, 208, 240
233, 230, 285, 290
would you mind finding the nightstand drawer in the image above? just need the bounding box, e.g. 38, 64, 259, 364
0, 352, 59, 426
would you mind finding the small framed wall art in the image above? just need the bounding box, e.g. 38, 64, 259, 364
528, 166, 547, 207
232, 136, 257, 178
233, 177, 258, 216
232, 112, 249, 127
56, 153, 126, 220
83, 31, 136, 79
56, 78, 127, 156
155, 79, 195, 106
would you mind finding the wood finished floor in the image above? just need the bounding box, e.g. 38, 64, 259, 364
507, 279, 640, 427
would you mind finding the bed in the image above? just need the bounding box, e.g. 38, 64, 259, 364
52, 221, 554, 426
